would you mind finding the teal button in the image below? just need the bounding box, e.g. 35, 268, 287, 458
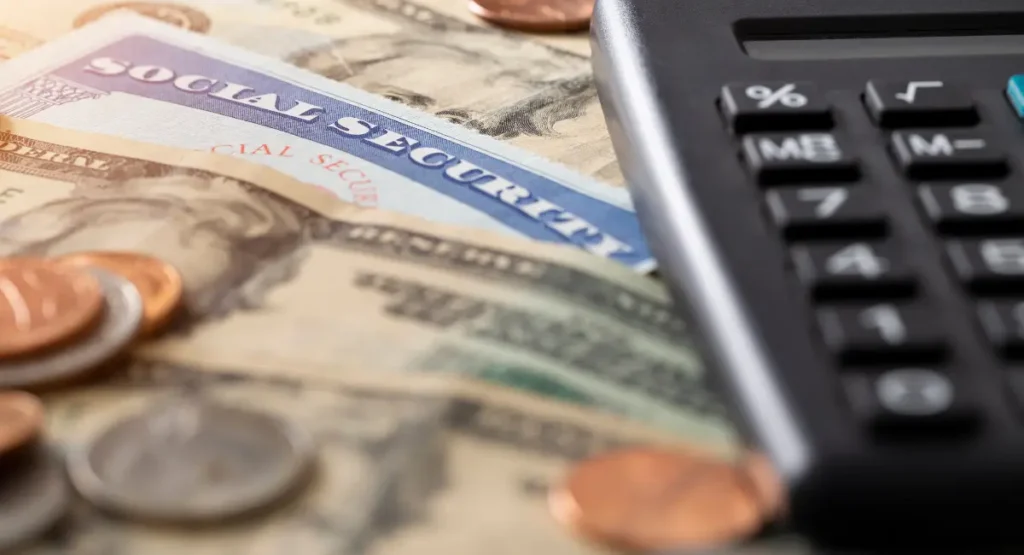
1008, 75, 1024, 117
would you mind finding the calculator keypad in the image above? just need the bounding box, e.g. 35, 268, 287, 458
714, 77, 1024, 437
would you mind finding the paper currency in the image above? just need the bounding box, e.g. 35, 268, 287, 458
0, 0, 611, 181
0, 116, 733, 449
0, 12, 648, 270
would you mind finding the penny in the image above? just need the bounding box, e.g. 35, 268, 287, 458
550, 447, 768, 551
59, 251, 183, 337
0, 268, 143, 391
0, 446, 70, 551
67, 398, 316, 524
468, 0, 591, 32
0, 391, 44, 456
740, 451, 786, 520
0, 258, 105, 359
73, 2, 212, 32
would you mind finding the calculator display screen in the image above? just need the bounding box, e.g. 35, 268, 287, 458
742, 34, 1024, 60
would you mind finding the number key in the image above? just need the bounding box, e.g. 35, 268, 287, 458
977, 300, 1024, 357
766, 186, 886, 239
947, 238, 1024, 293
817, 303, 946, 364
791, 241, 915, 299
919, 182, 1024, 234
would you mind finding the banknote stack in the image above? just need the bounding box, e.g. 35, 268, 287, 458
0, 1, 805, 554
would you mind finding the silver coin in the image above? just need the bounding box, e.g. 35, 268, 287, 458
67, 399, 316, 523
0, 447, 70, 552
0, 268, 143, 389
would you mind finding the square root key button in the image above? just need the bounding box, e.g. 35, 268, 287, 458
742, 132, 858, 185
890, 130, 1007, 179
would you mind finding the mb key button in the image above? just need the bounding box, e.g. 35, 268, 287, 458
742, 132, 858, 185
865, 80, 978, 128
890, 130, 1007, 179
720, 82, 832, 132
791, 241, 914, 299
817, 303, 945, 364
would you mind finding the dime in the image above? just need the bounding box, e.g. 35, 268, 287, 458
0, 258, 105, 359
0, 268, 143, 390
73, 2, 212, 32
58, 251, 183, 337
549, 447, 769, 551
0, 446, 70, 551
0, 391, 45, 456
467, 0, 591, 33
67, 399, 316, 524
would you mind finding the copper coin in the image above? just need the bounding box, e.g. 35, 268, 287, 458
550, 447, 769, 551
0, 258, 105, 359
73, 2, 212, 32
740, 451, 786, 520
58, 251, 183, 337
468, 0, 591, 33
0, 391, 44, 455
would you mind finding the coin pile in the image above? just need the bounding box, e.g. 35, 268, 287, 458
0, 252, 183, 391
549, 446, 784, 552
0, 251, 318, 549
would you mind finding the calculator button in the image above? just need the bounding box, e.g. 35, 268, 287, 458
890, 131, 1007, 179
791, 241, 914, 298
946, 238, 1024, 292
977, 300, 1024, 356
742, 132, 858, 184
1006, 75, 1024, 118
816, 303, 945, 363
918, 182, 1024, 233
766, 186, 886, 239
720, 82, 832, 132
864, 80, 977, 128
843, 369, 974, 431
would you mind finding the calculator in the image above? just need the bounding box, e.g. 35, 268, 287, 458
592, 0, 1024, 550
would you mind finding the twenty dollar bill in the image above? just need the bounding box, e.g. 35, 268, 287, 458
0, 12, 650, 269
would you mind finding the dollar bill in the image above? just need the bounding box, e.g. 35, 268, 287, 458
0, 116, 735, 451
0, 0, 613, 184
30, 359, 703, 555
0, 11, 647, 269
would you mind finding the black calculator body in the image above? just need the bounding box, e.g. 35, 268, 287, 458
593, 0, 1024, 550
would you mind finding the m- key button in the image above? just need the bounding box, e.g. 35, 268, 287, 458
742, 132, 858, 185
890, 130, 1007, 179
791, 240, 915, 299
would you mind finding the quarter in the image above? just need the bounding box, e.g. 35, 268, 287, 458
0, 258, 105, 359
66, 398, 316, 524
0, 391, 45, 456
0, 268, 143, 390
58, 251, 184, 337
0, 446, 70, 552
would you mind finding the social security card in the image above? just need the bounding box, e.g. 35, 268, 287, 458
0, 13, 652, 270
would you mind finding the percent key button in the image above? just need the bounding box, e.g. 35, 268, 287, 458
720, 81, 833, 133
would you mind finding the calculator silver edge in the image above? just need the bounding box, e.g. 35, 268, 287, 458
591, 0, 810, 478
